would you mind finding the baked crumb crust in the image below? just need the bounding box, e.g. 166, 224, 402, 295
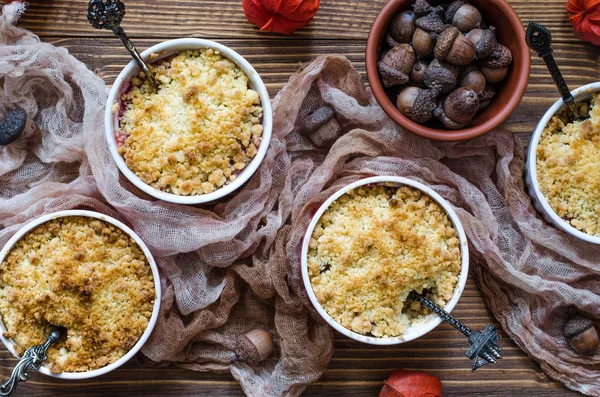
0, 216, 155, 373
117, 48, 264, 196
536, 95, 600, 236
308, 185, 461, 338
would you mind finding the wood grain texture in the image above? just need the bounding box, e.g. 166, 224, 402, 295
1, 0, 597, 395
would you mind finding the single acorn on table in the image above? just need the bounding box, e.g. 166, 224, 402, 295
377, 0, 513, 129
563, 310, 599, 356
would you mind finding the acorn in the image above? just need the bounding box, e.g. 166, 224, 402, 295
564, 312, 599, 356
466, 27, 498, 59
410, 59, 430, 87
434, 87, 479, 129
458, 65, 486, 94
0, 108, 27, 146
445, 0, 482, 33
477, 85, 496, 111
377, 44, 416, 87
424, 59, 459, 94
390, 11, 417, 43
415, 11, 446, 34
234, 329, 274, 365
396, 86, 439, 123
479, 43, 513, 69
412, 28, 437, 57
480, 66, 508, 83
434, 26, 476, 66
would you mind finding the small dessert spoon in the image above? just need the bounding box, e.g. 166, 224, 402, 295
409, 292, 502, 371
87, 0, 157, 86
0, 327, 65, 397
526, 22, 587, 122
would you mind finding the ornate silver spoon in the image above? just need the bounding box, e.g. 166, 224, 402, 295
526, 22, 587, 121
409, 292, 502, 371
0, 327, 65, 397
87, 0, 156, 86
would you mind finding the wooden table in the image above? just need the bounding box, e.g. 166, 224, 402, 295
1, 0, 598, 395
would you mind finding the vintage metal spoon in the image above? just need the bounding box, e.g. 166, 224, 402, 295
0, 327, 64, 397
525, 22, 586, 121
409, 292, 502, 371
87, 0, 156, 86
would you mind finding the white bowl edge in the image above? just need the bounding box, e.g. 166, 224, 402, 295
104, 38, 273, 205
525, 82, 600, 245
0, 210, 162, 379
300, 176, 470, 345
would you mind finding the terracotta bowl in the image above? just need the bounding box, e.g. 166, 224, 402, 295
366, 0, 531, 141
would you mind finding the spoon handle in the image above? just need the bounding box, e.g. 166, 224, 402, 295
525, 22, 579, 117
0, 328, 63, 397
111, 26, 156, 86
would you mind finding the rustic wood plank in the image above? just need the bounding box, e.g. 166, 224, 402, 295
1, 0, 597, 395
17, 0, 583, 43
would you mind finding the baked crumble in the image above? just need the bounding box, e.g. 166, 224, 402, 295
308, 185, 461, 338
116, 48, 264, 196
0, 216, 155, 373
536, 94, 600, 236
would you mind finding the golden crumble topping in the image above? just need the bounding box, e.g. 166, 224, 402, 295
117, 48, 264, 196
0, 217, 155, 373
308, 185, 461, 338
537, 95, 600, 236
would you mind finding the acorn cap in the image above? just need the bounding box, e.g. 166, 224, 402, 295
0, 108, 27, 146
377, 61, 410, 87
415, 12, 446, 33
412, 0, 433, 17
445, 0, 466, 23
385, 32, 400, 49
478, 85, 496, 103
475, 27, 498, 59
412, 89, 440, 123
564, 316, 595, 338
479, 43, 513, 69
434, 26, 461, 60
423, 59, 459, 94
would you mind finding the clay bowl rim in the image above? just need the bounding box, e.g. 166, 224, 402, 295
366, 0, 531, 142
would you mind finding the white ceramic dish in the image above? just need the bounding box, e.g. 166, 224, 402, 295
300, 176, 470, 345
0, 210, 161, 379
105, 38, 273, 205
525, 82, 600, 245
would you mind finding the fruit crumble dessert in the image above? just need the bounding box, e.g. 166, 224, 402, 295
307, 185, 461, 338
0, 216, 155, 373
536, 94, 600, 236
115, 48, 264, 196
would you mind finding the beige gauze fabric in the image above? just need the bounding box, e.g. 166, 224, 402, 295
3, 2, 600, 396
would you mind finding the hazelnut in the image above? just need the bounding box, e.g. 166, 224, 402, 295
446, 0, 482, 33
434, 26, 476, 66
434, 87, 479, 129
410, 59, 430, 87
458, 66, 486, 94
390, 11, 417, 43
466, 27, 498, 59
415, 11, 446, 34
480, 65, 508, 83
564, 312, 599, 356
424, 59, 459, 94
397, 87, 439, 123
412, 28, 437, 57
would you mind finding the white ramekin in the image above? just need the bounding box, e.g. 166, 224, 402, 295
0, 210, 161, 379
105, 38, 273, 205
525, 82, 600, 245
301, 176, 470, 345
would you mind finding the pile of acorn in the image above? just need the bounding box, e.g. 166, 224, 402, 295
378, 0, 513, 129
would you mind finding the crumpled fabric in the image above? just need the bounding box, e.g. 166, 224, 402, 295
2, 2, 600, 396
